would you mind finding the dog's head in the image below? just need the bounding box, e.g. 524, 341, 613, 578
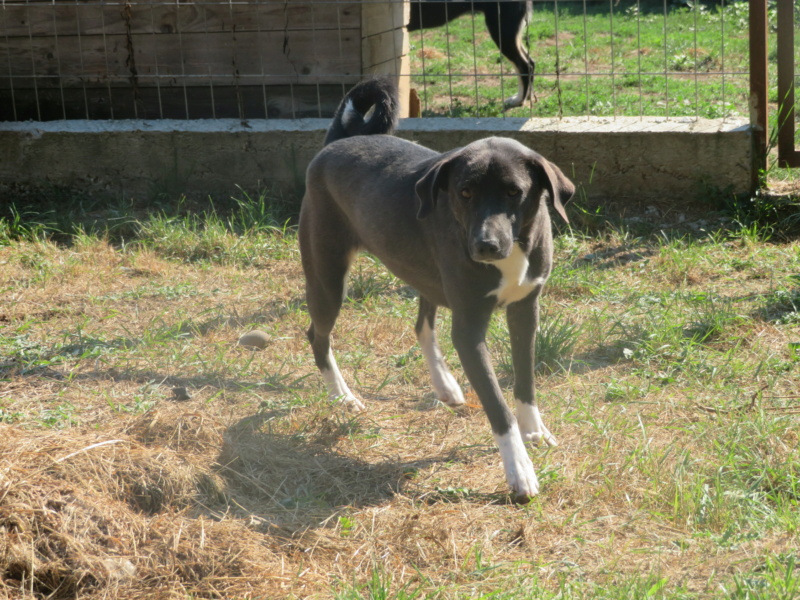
415, 137, 575, 263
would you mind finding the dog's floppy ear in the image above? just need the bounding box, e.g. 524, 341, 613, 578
415, 157, 453, 220
529, 154, 575, 224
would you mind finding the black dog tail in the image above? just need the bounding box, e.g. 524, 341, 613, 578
323, 77, 400, 146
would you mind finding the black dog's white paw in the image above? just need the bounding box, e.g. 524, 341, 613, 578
517, 402, 558, 447
435, 372, 465, 407
495, 425, 540, 499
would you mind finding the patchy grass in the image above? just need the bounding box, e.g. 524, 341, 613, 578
1, 196, 799, 599
409, 0, 774, 119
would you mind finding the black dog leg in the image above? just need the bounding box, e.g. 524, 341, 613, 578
451, 307, 539, 500
507, 294, 557, 446
483, 2, 535, 108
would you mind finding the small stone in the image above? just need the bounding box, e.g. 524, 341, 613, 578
238, 330, 270, 350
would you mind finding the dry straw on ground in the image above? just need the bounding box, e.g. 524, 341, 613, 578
1, 397, 792, 599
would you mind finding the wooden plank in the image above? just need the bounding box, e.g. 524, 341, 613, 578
361, 0, 407, 37
0, 83, 349, 120
1, 2, 360, 38
362, 1, 409, 71
0, 29, 361, 86
363, 28, 406, 71
1, 72, 361, 89
362, 0, 409, 117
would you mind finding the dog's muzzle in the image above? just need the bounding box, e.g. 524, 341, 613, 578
470, 239, 507, 262
470, 236, 511, 262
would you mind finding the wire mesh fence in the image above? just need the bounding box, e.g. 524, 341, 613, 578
0, 0, 760, 122
409, 0, 755, 120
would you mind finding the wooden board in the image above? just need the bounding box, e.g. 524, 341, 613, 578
1, 2, 361, 37
0, 29, 361, 87
362, 0, 409, 117
0, 1, 412, 120
361, 0, 408, 36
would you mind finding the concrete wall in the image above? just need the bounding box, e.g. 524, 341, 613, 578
0, 116, 753, 205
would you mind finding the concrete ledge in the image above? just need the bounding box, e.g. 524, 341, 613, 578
0, 116, 753, 203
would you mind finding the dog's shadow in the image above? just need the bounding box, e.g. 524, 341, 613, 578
216, 411, 445, 524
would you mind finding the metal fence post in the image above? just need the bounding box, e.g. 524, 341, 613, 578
748, 0, 768, 186
777, 0, 800, 167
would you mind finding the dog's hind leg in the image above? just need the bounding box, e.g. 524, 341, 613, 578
299, 210, 365, 411
484, 2, 534, 109
415, 297, 465, 407
506, 295, 557, 447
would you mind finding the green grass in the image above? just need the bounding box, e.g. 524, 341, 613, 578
408, 0, 780, 119
0, 185, 297, 249
1, 196, 800, 599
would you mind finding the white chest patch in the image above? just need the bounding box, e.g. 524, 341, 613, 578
486, 244, 545, 307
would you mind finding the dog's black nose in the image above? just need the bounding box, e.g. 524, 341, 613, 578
473, 238, 503, 261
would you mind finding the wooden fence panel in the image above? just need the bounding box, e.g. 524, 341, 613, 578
0, 0, 409, 120
1, 2, 360, 37
0, 30, 361, 87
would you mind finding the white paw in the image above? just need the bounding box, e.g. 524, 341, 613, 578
503, 77, 527, 110
418, 320, 465, 407
516, 401, 558, 447
321, 359, 365, 411
435, 372, 465, 407
495, 426, 540, 500
503, 94, 524, 109
334, 393, 366, 412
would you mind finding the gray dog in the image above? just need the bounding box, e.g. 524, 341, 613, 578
299, 78, 574, 501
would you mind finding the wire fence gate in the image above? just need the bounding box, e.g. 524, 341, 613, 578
0, 0, 782, 123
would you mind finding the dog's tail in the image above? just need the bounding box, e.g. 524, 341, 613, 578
323, 77, 400, 146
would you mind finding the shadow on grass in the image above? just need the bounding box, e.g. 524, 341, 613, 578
571, 244, 656, 271
0, 346, 311, 399
751, 286, 800, 325
214, 411, 465, 529
0, 301, 312, 389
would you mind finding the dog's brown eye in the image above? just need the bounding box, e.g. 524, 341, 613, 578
508, 187, 521, 197
461, 188, 472, 200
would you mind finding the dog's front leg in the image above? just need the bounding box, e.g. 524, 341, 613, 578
416, 297, 465, 407
451, 311, 539, 500
507, 295, 557, 447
